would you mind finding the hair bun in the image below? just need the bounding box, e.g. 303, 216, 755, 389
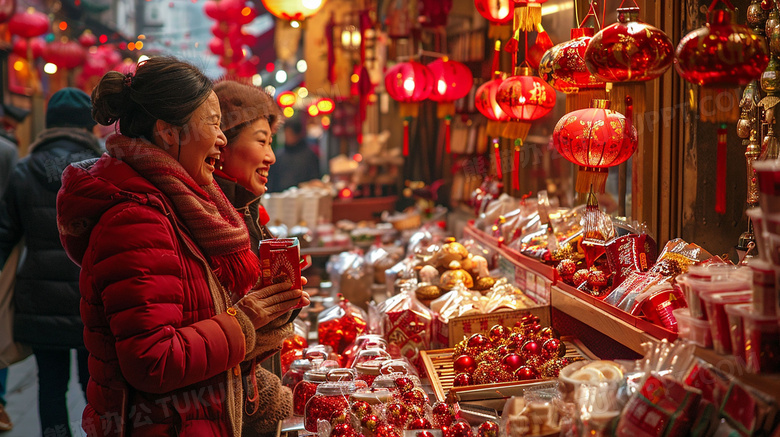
91, 71, 130, 126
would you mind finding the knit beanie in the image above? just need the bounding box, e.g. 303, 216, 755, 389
46, 87, 96, 129
214, 81, 282, 134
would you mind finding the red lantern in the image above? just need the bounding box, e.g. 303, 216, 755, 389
427, 58, 473, 153
553, 98, 638, 193
8, 8, 50, 39
477, 42, 510, 178
540, 27, 605, 94
260, 0, 327, 23
12, 37, 45, 59
474, 0, 513, 24
97, 45, 122, 67
675, 4, 768, 89
0, 0, 16, 25
78, 31, 98, 48
43, 39, 87, 70
513, 0, 548, 32
384, 60, 433, 156
584, 7, 673, 82
497, 67, 556, 140
111, 58, 137, 75
208, 37, 226, 56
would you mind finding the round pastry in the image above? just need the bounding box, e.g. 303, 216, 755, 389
472, 276, 496, 291
440, 268, 474, 290
415, 284, 444, 301
581, 361, 623, 381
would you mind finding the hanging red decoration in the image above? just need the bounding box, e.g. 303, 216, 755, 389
552, 98, 638, 193
43, 39, 87, 70
419, 0, 452, 28
584, 7, 673, 82
385, 61, 433, 156
513, 0, 549, 32
675, 1, 768, 122
540, 27, 605, 94
475, 0, 513, 24
260, 0, 327, 23
208, 37, 226, 56
476, 41, 510, 137
9, 8, 50, 39
78, 31, 98, 48
12, 37, 46, 59
427, 57, 473, 153
0, 0, 15, 24
527, 24, 553, 71
496, 66, 556, 141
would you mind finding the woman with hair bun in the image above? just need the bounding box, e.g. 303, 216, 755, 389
56, 57, 309, 436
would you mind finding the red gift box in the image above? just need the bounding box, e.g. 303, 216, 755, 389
259, 238, 303, 291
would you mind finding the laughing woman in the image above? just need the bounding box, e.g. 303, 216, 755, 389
57, 57, 308, 437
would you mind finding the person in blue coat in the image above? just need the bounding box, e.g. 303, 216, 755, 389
0, 88, 102, 437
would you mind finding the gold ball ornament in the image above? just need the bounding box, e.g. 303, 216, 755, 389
472, 276, 496, 291
440, 268, 474, 290
415, 284, 443, 301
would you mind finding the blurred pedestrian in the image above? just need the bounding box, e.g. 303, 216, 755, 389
57, 57, 308, 436
266, 117, 320, 192
0, 88, 102, 436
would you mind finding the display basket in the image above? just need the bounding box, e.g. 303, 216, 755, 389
420, 337, 598, 406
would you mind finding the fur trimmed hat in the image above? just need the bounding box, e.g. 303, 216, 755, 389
213, 80, 282, 134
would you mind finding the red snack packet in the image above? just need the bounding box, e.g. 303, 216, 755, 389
259, 237, 303, 293
606, 234, 652, 287
616, 373, 702, 437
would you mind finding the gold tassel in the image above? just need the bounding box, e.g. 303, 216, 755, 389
399, 102, 420, 118
501, 120, 531, 141
488, 23, 512, 41
565, 89, 608, 113
486, 120, 505, 137
437, 102, 455, 119
699, 87, 740, 123
576, 167, 609, 193
514, 4, 542, 32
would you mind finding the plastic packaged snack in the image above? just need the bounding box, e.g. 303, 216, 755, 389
317, 295, 368, 355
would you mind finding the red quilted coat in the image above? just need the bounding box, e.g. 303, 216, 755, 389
57, 155, 258, 437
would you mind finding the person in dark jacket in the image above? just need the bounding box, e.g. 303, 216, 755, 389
57, 57, 308, 437
0, 87, 102, 437
213, 80, 303, 437
265, 117, 320, 192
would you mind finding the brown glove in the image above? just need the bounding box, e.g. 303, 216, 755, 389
242, 366, 293, 437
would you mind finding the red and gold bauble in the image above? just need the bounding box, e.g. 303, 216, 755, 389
432, 402, 457, 429
394, 376, 415, 393
446, 421, 474, 437
408, 418, 433, 430
500, 353, 525, 371
385, 402, 410, 427
260, 0, 327, 23
361, 414, 382, 433
514, 365, 539, 380
506, 332, 526, 351
521, 340, 541, 356
539, 326, 558, 340
552, 98, 638, 193
541, 338, 566, 359
453, 373, 473, 387
8, 8, 49, 39
375, 424, 402, 437
572, 269, 590, 286
453, 355, 477, 374
584, 7, 673, 82
488, 324, 510, 343
351, 400, 372, 419
465, 333, 492, 356
556, 259, 577, 278
401, 387, 428, 408
477, 421, 500, 437
331, 423, 359, 437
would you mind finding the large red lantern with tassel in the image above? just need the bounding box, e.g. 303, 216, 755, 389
527, 25, 553, 70
0, 0, 15, 24
260, 0, 327, 23
540, 27, 605, 93
553, 98, 638, 193
385, 61, 433, 156
475, 0, 513, 24
584, 7, 673, 82
427, 58, 473, 153
43, 39, 87, 70
497, 67, 556, 139
8, 8, 49, 39
12, 37, 45, 59
78, 31, 97, 48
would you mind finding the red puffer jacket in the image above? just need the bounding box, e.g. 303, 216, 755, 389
57, 155, 257, 437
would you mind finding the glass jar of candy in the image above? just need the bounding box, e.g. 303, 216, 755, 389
303, 382, 355, 432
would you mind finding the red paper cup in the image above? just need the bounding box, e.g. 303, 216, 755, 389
724, 303, 751, 364
700, 290, 752, 355
753, 160, 780, 214
742, 309, 780, 374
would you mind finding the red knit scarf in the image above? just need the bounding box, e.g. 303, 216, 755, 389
106, 134, 260, 296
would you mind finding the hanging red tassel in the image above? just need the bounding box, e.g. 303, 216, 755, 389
403, 118, 410, 157
715, 124, 727, 214
493, 139, 502, 179
445, 116, 452, 154
513, 140, 521, 191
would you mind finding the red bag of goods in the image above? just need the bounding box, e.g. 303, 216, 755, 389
376, 285, 434, 370
317, 294, 368, 355
616, 373, 702, 437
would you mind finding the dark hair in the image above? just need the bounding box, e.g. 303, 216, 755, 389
91, 57, 213, 141
284, 118, 304, 135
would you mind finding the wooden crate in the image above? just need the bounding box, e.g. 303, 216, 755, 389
420, 337, 598, 404
446, 306, 551, 348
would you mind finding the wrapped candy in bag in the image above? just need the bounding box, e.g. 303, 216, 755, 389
317, 294, 368, 355
376, 283, 434, 370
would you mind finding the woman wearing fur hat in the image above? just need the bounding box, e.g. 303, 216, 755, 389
57, 58, 309, 436
0, 87, 102, 436
212, 80, 297, 437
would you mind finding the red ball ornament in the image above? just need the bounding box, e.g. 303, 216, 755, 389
361, 414, 382, 433
524, 355, 543, 370
539, 326, 558, 340
452, 373, 473, 387
523, 323, 542, 338
514, 314, 539, 328
556, 259, 577, 277
385, 402, 410, 428
474, 0, 514, 25
475, 350, 499, 364
408, 418, 432, 430
453, 355, 477, 374
553, 98, 638, 193
542, 338, 566, 359
495, 344, 509, 357
515, 365, 539, 381
394, 376, 415, 392
401, 387, 428, 408
488, 325, 510, 343
446, 421, 474, 437
330, 409, 352, 426
351, 400, 373, 419
432, 402, 457, 429
405, 403, 426, 421
8, 8, 49, 39
540, 27, 606, 93
331, 423, 359, 437
466, 334, 492, 356
375, 424, 402, 437
675, 6, 768, 88
506, 332, 526, 351
521, 340, 541, 356
587, 270, 608, 288
500, 353, 525, 372
477, 421, 500, 437
572, 269, 590, 287
584, 7, 674, 82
